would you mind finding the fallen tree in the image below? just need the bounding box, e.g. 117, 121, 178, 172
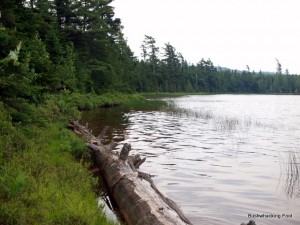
69, 120, 192, 225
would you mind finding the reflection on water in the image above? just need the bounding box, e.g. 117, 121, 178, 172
81, 107, 129, 144
81, 95, 300, 225
165, 99, 277, 131
281, 150, 300, 198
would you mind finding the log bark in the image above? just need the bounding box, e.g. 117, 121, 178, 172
69, 120, 192, 225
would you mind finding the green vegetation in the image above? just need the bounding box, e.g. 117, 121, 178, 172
0, 94, 125, 225
120, 94, 167, 111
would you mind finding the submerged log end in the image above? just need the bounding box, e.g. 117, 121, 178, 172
119, 143, 131, 161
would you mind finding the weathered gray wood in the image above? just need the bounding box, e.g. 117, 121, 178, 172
119, 143, 131, 161
135, 157, 146, 169
127, 157, 137, 172
128, 154, 146, 171
70, 120, 192, 225
106, 141, 117, 149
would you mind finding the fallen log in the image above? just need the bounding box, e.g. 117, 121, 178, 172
69, 120, 192, 225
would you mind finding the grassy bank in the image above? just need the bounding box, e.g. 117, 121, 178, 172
0, 92, 158, 225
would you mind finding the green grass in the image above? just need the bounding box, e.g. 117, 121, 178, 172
0, 123, 115, 225
119, 94, 167, 111
47, 91, 168, 112
0, 94, 125, 225
41, 91, 166, 111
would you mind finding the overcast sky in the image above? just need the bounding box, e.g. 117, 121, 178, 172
111, 0, 300, 74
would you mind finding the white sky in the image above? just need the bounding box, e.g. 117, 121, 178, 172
111, 0, 300, 74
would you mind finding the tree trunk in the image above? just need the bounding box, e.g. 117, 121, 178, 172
69, 120, 192, 225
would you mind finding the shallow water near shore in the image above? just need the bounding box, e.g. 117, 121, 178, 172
81, 94, 300, 225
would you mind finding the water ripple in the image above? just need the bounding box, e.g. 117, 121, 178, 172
82, 95, 300, 225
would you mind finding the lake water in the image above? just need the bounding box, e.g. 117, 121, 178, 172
81, 95, 300, 225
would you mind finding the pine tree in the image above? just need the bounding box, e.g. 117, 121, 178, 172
162, 43, 180, 92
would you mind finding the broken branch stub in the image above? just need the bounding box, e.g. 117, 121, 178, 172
119, 143, 131, 161
135, 157, 146, 169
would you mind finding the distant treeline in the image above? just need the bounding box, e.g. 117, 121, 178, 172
137, 36, 300, 94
